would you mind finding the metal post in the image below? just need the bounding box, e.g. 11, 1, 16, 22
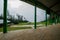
58, 16, 59, 23
51, 13, 53, 24
50, 13, 52, 25
56, 15, 58, 23
59, 16, 60, 23
46, 12, 47, 26
52, 14, 55, 24
55, 14, 57, 24
34, 0, 37, 29
57, 16, 59, 23
46, 9, 49, 26
55, 14, 56, 24
3, 0, 7, 33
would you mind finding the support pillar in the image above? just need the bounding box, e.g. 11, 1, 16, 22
45, 9, 50, 26
57, 16, 59, 23
3, 0, 7, 33
56, 15, 58, 23
59, 16, 60, 23
34, 0, 37, 29
55, 14, 56, 24
50, 13, 52, 25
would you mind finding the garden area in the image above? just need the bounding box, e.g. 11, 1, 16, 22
0, 21, 47, 32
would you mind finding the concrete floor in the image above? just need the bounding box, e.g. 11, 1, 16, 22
0, 24, 60, 40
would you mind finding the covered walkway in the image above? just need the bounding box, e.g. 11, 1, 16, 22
3, 0, 60, 33
0, 24, 60, 40
0, 0, 60, 40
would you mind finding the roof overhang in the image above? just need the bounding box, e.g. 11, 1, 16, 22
21, 0, 60, 16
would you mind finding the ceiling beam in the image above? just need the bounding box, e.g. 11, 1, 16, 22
21, 0, 57, 15
49, 1, 59, 8
56, 10, 60, 12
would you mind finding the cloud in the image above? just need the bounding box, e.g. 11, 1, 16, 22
0, 0, 3, 14
0, 0, 49, 22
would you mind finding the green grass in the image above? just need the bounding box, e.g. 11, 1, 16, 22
39, 20, 52, 25
19, 21, 42, 25
19, 22, 34, 25
0, 28, 3, 32
0, 27, 32, 32
0, 20, 51, 32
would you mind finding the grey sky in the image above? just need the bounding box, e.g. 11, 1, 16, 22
0, 0, 49, 22
0, 0, 3, 15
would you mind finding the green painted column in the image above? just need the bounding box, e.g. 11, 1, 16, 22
46, 11, 47, 26
45, 9, 50, 26
51, 13, 54, 24
58, 16, 59, 23
55, 14, 57, 24
56, 15, 58, 23
34, 0, 37, 29
3, 0, 7, 33
50, 13, 52, 25
57, 16, 59, 23
49, 13, 51, 24
59, 16, 60, 23
52, 14, 55, 24
57, 15, 58, 23
56, 15, 59, 24
54, 14, 56, 24
59, 15, 60, 22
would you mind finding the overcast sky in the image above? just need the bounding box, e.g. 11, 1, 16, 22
0, 0, 49, 22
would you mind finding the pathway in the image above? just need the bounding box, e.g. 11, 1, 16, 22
0, 24, 60, 40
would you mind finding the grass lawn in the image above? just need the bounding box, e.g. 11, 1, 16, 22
0, 27, 32, 32
19, 22, 45, 25
0, 21, 51, 32
19, 22, 34, 25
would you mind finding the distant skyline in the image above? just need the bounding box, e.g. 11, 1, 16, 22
0, 0, 49, 22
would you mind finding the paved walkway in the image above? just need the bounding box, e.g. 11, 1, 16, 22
10, 24, 44, 29
0, 24, 60, 40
